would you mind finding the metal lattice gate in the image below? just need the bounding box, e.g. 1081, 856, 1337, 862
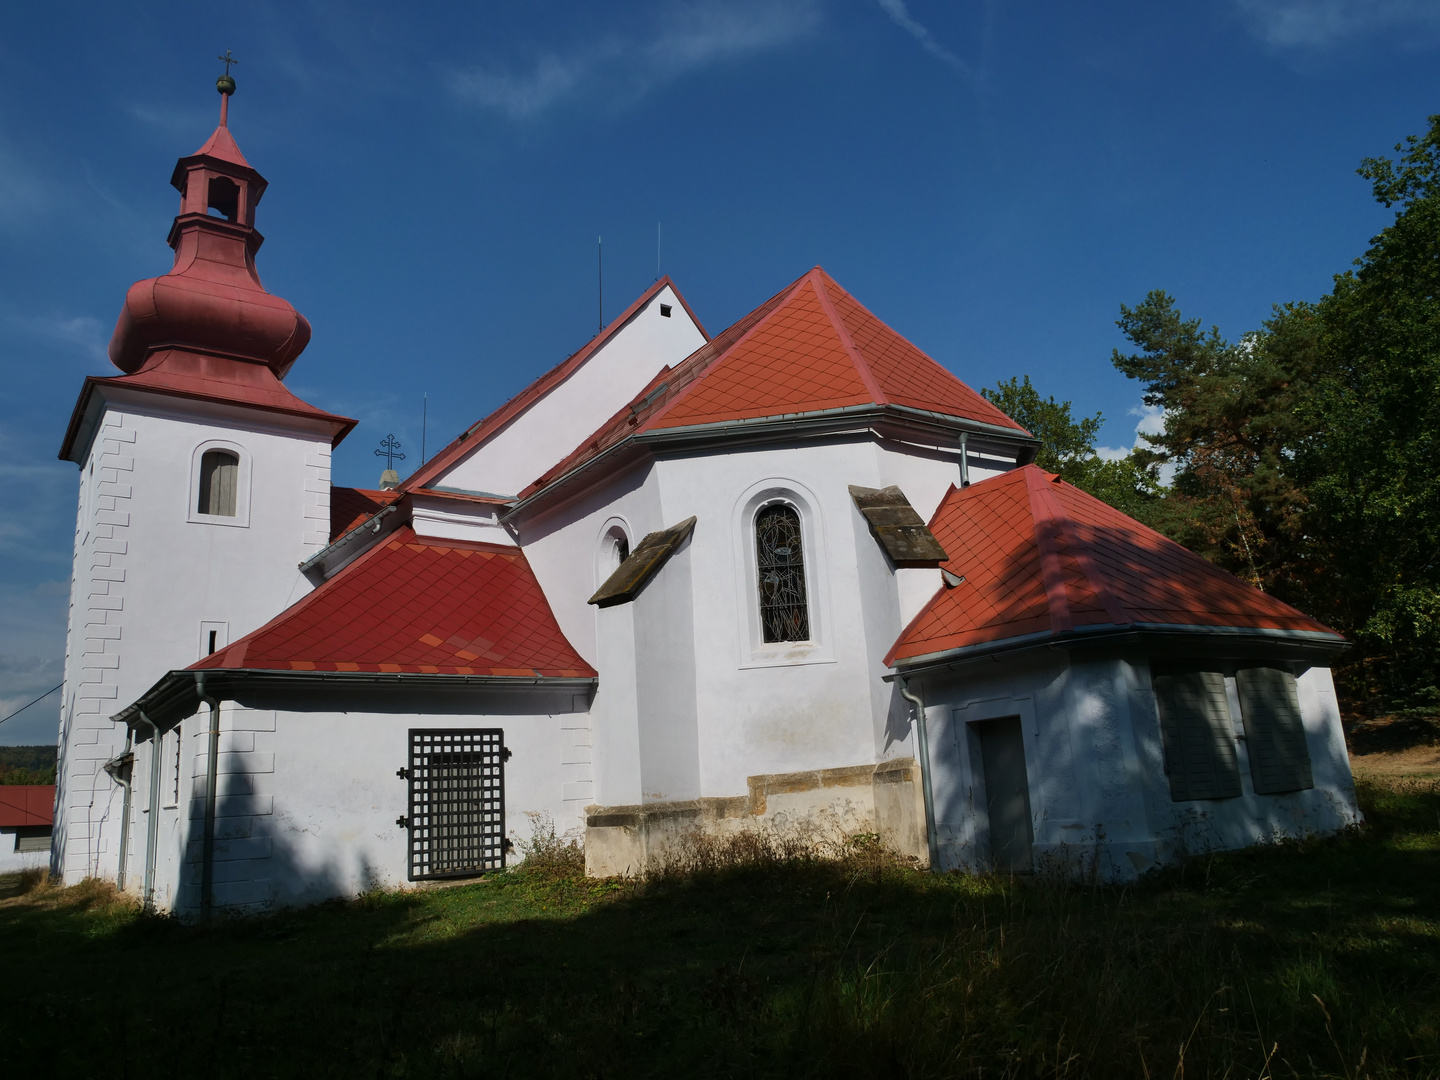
404, 729, 506, 881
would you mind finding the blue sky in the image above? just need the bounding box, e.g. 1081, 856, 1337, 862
2, 0, 1437, 744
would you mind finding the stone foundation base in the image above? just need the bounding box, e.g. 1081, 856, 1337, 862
584, 758, 928, 877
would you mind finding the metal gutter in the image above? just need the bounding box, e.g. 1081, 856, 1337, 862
114, 669, 598, 731
298, 503, 400, 576
196, 672, 220, 922
897, 677, 939, 872
134, 709, 162, 910
885, 623, 1348, 680
506, 403, 1039, 522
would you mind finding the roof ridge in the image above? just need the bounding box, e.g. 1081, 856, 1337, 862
1023, 467, 1074, 633
810, 269, 887, 406
640, 270, 819, 430
1040, 474, 1132, 627
402, 276, 702, 493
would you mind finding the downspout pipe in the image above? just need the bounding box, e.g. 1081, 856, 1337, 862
134, 709, 163, 910
959, 431, 971, 487
105, 730, 134, 892
195, 672, 221, 922
898, 675, 940, 872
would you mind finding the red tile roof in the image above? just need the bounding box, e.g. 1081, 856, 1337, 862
193, 527, 595, 678
651, 269, 1021, 432
60, 349, 357, 461
521, 268, 1027, 500
330, 486, 401, 541
886, 465, 1340, 666
0, 785, 54, 828
402, 276, 707, 494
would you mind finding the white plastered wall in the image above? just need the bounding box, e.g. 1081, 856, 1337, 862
433, 285, 706, 498
514, 432, 1020, 813
917, 651, 1360, 880
55, 394, 335, 886
130, 690, 589, 916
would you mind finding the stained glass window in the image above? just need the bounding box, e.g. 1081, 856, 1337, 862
756, 504, 809, 643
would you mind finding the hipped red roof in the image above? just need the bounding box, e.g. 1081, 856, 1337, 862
193, 527, 594, 678
886, 466, 1340, 666
0, 785, 54, 828
522, 268, 1026, 500
190, 123, 254, 171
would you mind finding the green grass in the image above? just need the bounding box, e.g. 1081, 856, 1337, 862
3, 778, 1439, 1078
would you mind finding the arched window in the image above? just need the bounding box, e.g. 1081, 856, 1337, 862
197, 450, 239, 517
755, 504, 809, 642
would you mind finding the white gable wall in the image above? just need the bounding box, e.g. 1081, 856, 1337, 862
55, 394, 334, 885
434, 286, 705, 498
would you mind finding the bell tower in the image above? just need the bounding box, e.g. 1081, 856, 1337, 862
53, 67, 356, 889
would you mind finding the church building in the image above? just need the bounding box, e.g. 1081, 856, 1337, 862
52, 82, 1360, 917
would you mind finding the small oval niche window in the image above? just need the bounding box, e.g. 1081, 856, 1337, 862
197, 450, 239, 517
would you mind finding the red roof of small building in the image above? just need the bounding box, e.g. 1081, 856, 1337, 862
0, 785, 54, 828
402, 276, 708, 494
886, 465, 1341, 666
192, 528, 594, 678
330, 486, 401, 541
521, 268, 1027, 500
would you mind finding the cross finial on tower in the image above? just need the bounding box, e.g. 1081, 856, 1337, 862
215, 49, 239, 126
375, 434, 406, 470
375, 434, 406, 489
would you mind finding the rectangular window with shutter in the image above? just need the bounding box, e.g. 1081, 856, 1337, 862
1152, 669, 1243, 801
1236, 667, 1314, 795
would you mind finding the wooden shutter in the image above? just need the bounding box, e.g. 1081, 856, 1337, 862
1236, 667, 1314, 795
1152, 670, 1242, 801
198, 451, 239, 517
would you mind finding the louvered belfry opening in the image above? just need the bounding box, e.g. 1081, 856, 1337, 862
406, 729, 506, 880
197, 450, 239, 516
756, 504, 809, 643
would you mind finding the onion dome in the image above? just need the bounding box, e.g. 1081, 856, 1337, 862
107, 79, 311, 378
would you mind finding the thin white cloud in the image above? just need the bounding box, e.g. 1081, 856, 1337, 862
0, 132, 50, 231
8, 312, 108, 363
1234, 0, 1440, 48
876, 0, 976, 78
445, 0, 821, 120
125, 102, 214, 137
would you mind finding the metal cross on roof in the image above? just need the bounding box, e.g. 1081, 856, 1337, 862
375, 434, 406, 470
218, 50, 239, 75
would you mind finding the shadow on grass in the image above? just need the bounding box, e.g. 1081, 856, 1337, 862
2, 781, 1439, 1078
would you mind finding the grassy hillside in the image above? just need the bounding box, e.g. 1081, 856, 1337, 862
1, 777, 1437, 1078
0, 744, 55, 785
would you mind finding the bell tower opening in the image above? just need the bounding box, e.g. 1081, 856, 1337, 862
206, 176, 240, 221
